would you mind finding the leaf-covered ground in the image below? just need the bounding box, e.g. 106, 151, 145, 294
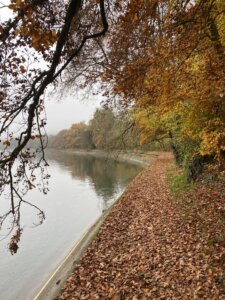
58, 153, 225, 299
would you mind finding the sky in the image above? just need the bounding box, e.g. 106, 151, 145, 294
0, 0, 102, 136
45, 91, 101, 135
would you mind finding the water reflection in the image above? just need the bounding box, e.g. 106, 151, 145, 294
46, 150, 142, 210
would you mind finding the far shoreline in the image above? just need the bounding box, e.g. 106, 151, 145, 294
46, 148, 164, 168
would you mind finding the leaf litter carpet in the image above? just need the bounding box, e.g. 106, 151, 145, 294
59, 154, 225, 300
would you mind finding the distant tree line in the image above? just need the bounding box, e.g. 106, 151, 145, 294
48, 108, 166, 151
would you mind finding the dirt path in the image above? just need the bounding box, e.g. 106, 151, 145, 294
58, 153, 224, 300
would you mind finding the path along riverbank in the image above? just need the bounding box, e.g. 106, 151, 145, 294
56, 152, 225, 300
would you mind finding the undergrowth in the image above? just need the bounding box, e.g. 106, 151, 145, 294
166, 165, 194, 195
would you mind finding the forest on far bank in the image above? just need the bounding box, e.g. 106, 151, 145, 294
48, 108, 166, 152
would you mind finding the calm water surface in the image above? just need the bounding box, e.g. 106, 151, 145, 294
0, 151, 142, 300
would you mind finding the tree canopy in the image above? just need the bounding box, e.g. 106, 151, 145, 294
91, 0, 225, 175
63, 0, 225, 170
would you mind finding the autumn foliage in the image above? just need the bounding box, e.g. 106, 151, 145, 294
93, 0, 225, 174
48, 109, 157, 151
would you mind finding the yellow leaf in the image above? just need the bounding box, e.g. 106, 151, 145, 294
134, 15, 138, 22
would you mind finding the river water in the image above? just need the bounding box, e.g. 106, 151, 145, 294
0, 150, 142, 300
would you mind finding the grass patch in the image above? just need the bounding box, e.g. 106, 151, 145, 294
166, 165, 194, 194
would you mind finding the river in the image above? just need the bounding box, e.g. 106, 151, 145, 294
0, 150, 142, 300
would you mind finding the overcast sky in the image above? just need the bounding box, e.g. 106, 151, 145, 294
45, 90, 101, 135
1, 1, 102, 135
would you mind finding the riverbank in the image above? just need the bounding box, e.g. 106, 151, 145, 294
56, 152, 225, 299
48, 148, 160, 167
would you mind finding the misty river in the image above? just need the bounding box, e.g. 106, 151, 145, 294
0, 150, 142, 300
